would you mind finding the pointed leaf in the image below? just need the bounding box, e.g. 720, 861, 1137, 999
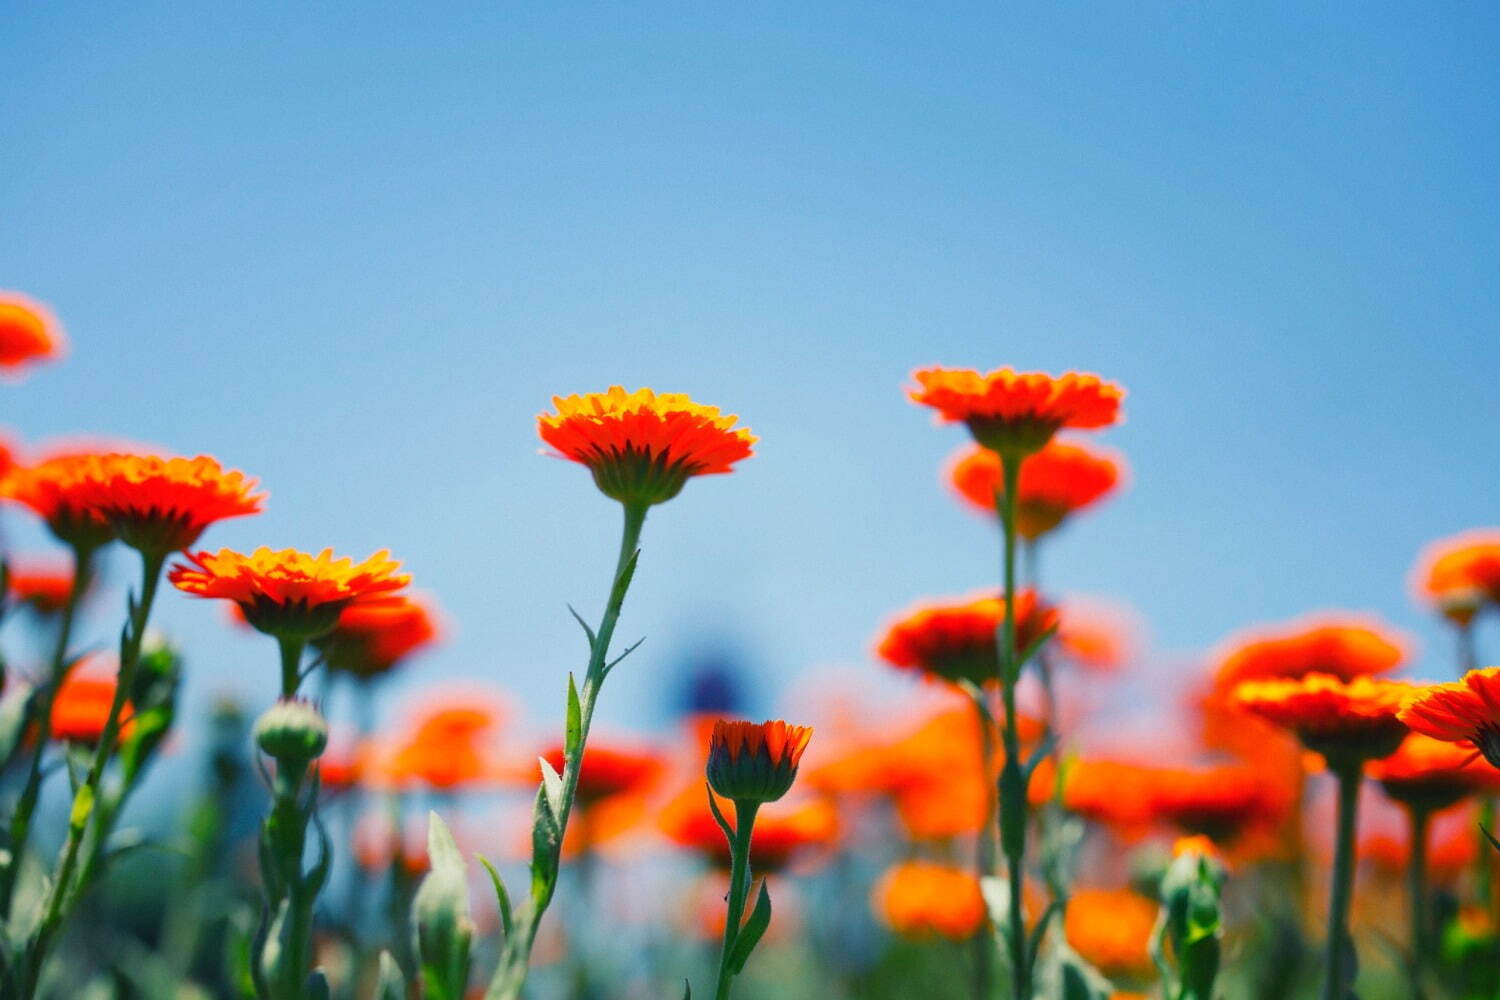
566, 604, 598, 651
427, 810, 466, 875
681, 981, 692, 999
538, 756, 566, 820
477, 854, 514, 938
705, 784, 735, 843
603, 636, 645, 675
565, 674, 583, 759
726, 881, 773, 974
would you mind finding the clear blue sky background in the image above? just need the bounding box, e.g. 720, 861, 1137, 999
3, 3, 1497, 750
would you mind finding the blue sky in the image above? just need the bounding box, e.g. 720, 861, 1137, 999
2, 2, 1497, 751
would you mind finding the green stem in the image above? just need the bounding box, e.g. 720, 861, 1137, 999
490, 500, 648, 999
1323, 764, 1362, 1000
280, 637, 305, 698
1, 543, 94, 919
714, 801, 760, 1000
1407, 806, 1430, 992
996, 452, 1030, 1000
968, 691, 997, 1000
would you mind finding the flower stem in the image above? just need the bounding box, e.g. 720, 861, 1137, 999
1407, 806, 1431, 991
1323, 763, 1362, 1000
714, 801, 760, 1000
967, 690, 997, 1000
280, 636, 305, 698
996, 452, 1031, 1000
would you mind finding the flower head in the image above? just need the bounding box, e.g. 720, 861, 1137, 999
1410, 530, 1500, 626
909, 367, 1123, 455
6, 562, 79, 616
3, 454, 117, 550
1211, 614, 1410, 691
60, 454, 263, 554
381, 700, 503, 790
538, 386, 756, 506
1368, 732, 1499, 812
873, 861, 986, 941
0, 292, 65, 377
1400, 667, 1500, 769
948, 439, 1125, 538
1064, 888, 1157, 980
317, 594, 441, 678
1231, 674, 1413, 767
875, 590, 1057, 687
706, 718, 812, 803
1147, 765, 1292, 844
170, 547, 409, 640
50, 669, 126, 745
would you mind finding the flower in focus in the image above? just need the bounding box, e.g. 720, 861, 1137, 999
872, 861, 986, 940
1400, 667, 1500, 768
170, 547, 409, 640
1410, 529, 1500, 626
909, 367, 1123, 455
660, 792, 838, 871
0, 292, 65, 377
1368, 732, 1500, 813
1211, 614, 1410, 691
875, 590, 1058, 687
947, 439, 1125, 538
6, 561, 80, 616
381, 700, 503, 790
538, 386, 756, 506
3, 454, 117, 550
1064, 888, 1157, 981
705, 718, 812, 804
50, 668, 128, 745
1232, 674, 1413, 767
62, 454, 263, 554
316, 594, 441, 679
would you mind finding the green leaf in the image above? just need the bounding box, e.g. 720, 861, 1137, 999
681, 981, 691, 999
566, 605, 597, 651
375, 951, 407, 1000
538, 756, 565, 820
726, 881, 772, 974
477, 854, 514, 938
704, 785, 735, 844
0, 684, 34, 768
565, 674, 583, 758
426, 810, 466, 875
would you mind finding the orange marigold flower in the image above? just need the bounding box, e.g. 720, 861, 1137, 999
947, 439, 1126, 538
1064, 888, 1157, 980
317, 594, 441, 678
875, 590, 1058, 687
170, 547, 409, 641
1369, 732, 1499, 813
62, 454, 263, 554
2, 454, 117, 550
0, 292, 65, 376
382, 702, 502, 790
1410, 529, 1500, 626
1149, 765, 1292, 844
659, 792, 838, 872
873, 861, 986, 941
50, 670, 127, 746
6, 562, 80, 615
1232, 674, 1413, 767
706, 718, 812, 803
1400, 667, 1500, 769
1063, 759, 1164, 838
538, 386, 756, 506
908, 367, 1123, 455
539, 742, 665, 807
1211, 614, 1410, 691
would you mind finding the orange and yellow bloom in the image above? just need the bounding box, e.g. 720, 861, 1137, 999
948, 439, 1125, 539
1400, 667, 1500, 768
3, 454, 118, 550
0, 292, 65, 376
538, 387, 755, 506
875, 590, 1057, 687
1212, 614, 1409, 691
1064, 888, 1157, 981
1368, 732, 1499, 812
873, 861, 986, 940
1410, 529, 1500, 625
909, 367, 1123, 455
706, 719, 812, 804
61, 454, 263, 554
1232, 674, 1412, 766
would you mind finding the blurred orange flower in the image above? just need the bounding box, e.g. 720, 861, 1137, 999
1063, 760, 1163, 838
170, 547, 408, 641
63, 454, 264, 554
317, 594, 441, 678
539, 742, 665, 807
1410, 529, 1500, 625
1148, 764, 1292, 844
1065, 888, 1157, 980
1361, 822, 1477, 885
1400, 667, 1500, 768
0, 292, 65, 375
875, 590, 1057, 687
50, 669, 128, 745
538, 386, 755, 506
1212, 615, 1409, 691
381, 702, 502, 790
6, 562, 78, 615
659, 791, 838, 872
873, 861, 986, 940
947, 439, 1125, 538
1369, 732, 1499, 812
1232, 674, 1412, 765
1054, 598, 1138, 672
909, 367, 1123, 455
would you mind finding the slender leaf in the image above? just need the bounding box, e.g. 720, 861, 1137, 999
565, 674, 583, 758
566, 605, 597, 651
726, 881, 773, 974
704, 784, 735, 843
477, 854, 514, 938
538, 757, 565, 820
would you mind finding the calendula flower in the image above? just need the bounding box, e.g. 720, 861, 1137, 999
872, 861, 986, 940
2, 454, 117, 550
1062, 759, 1165, 839
909, 367, 1123, 455
316, 594, 441, 679
660, 793, 839, 871
1212, 614, 1410, 691
380, 699, 504, 790
1399, 667, 1500, 768
1410, 530, 1500, 626
706, 718, 812, 804
1232, 674, 1413, 766
6, 562, 79, 615
947, 439, 1126, 538
62, 454, 264, 554
1148, 764, 1292, 844
170, 547, 409, 640
49, 669, 128, 746
875, 590, 1058, 687
1064, 888, 1157, 980
0, 292, 65, 376
1369, 732, 1500, 812
538, 386, 756, 506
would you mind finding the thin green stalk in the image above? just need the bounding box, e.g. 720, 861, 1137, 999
996, 453, 1031, 1000
490, 500, 648, 999
714, 801, 760, 1000
968, 691, 997, 1000
1323, 764, 1362, 1000
1407, 806, 1430, 992
1, 543, 94, 918
280, 636, 304, 699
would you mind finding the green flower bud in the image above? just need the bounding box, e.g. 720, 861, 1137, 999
253, 698, 328, 764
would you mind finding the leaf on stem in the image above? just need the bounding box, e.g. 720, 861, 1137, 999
538, 756, 566, 820
1017, 623, 1060, 669
565, 675, 583, 759
566, 604, 598, 652
705, 784, 735, 843
603, 636, 646, 676
477, 854, 514, 939
726, 880, 773, 975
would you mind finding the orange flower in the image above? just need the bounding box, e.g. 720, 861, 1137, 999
317, 594, 441, 678
1232, 674, 1413, 766
1055, 598, 1138, 672
1063, 760, 1164, 837
947, 439, 1126, 538
538, 386, 756, 506
1211, 614, 1410, 691
539, 742, 665, 807
170, 547, 409, 641
6, 562, 79, 615
1410, 529, 1500, 625
1064, 888, 1157, 980
1400, 667, 1500, 768
50, 670, 127, 745
1361, 822, 1478, 885
659, 791, 838, 871
908, 367, 1123, 455
875, 590, 1058, 687
0, 292, 65, 375
1369, 732, 1499, 812
1148, 765, 1292, 843
61, 454, 263, 554
1172, 834, 1227, 868
2, 454, 117, 550
873, 861, 986, 940
381, 702, 502, 790
705, 718, 812, 803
